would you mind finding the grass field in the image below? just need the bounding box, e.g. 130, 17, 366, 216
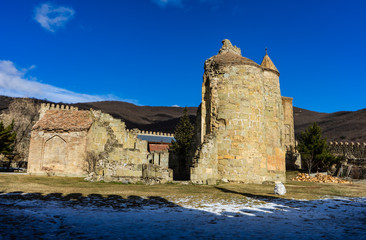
1, 172, 365, 239
0, 171, 365, 201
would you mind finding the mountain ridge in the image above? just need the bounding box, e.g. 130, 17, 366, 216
1, 95, 365, 142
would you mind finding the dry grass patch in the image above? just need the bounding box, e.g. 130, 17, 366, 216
0, 173, 365, 203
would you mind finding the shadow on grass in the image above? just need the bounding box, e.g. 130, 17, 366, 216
0, 191, 178, 209
214, 186, 298, 212
215, 186, 366, 216
215, 186, 281, 201
0, 191, 216, 239
0, 191, 364, 239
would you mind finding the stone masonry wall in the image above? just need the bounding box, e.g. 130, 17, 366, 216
147, 151, 169, 168
86, 110, 173, 182
262, 70, 285, 174
190, 134, 218, 184
329, 141, 366, 179
281, 97, 300, 169
86, 110, 148, 165
95, 161, 173, 184
214, 64, 269, 182
282, 97, 295, 149
28, 131, 88, 176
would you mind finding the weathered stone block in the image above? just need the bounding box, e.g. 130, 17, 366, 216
206, 178, 217, 185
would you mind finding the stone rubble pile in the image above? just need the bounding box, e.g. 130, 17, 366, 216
292, 173, 352, 184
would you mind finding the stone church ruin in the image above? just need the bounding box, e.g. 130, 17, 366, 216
28, 104, 173, 183
27, 39, 296, 184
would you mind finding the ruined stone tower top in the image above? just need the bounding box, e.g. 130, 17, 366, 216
261, 48, 279, 75
210, 39, 258, 67
218, 39, 242, 55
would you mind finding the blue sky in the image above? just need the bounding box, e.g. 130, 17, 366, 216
0, 0, 365, 113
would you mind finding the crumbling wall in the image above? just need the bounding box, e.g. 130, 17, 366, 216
85, 110, 172, 183
92, 162, 172, 184
190, 134, 218, 184
142, 164, 172, 182
86, 110, 148, 165
329, 141, 366, 179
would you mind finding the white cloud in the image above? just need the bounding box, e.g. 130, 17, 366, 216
28, 65, 36, 70
151, 0, 184, 8
34, 3, 75, 32
0, 60, 124, 103
171, 105, 180, 107
151, 0, 221, 8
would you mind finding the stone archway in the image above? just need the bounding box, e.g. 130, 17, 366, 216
42, 135, 67, 172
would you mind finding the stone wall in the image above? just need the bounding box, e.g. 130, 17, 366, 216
328, 141, 366, 179
262, 65, 285, 175
28, 131, 89, 176
82, 110, 174, 182
282, 97, 295, 148
281, 97, 301, 169
94, 162, 173, 184
86, 110, 148, 165
329, 141, 366, 159
147, 151, 169, 168
190, 134, 218, 184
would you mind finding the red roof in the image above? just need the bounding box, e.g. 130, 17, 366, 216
149, 143, 170, 152
33, 110, 93, 131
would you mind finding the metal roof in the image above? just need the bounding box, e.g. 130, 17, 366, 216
137, 134, 175, 143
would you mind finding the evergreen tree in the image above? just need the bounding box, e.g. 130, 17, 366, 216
297, 122, 336, 174
171, 107, 195, 157
0, 121, 16, 155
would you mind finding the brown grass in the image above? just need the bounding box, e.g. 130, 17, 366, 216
0, 172, 365, 202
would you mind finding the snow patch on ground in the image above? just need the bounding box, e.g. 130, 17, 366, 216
0, 192, 365, 239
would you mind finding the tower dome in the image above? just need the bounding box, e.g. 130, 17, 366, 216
261, 48, 279, 75
210, 39, 259, 68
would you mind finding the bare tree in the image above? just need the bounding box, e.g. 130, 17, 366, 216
85, 151, 99, 174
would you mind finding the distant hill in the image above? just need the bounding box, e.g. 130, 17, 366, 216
293, 107, 366, 142
0, 96, 15, 111
73, 101, 198, 133
1, 95, 365, 142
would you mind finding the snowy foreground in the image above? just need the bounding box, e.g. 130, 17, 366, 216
0, 192, 365, 239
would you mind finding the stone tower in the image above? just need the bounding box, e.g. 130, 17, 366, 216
190, 39, 294, 184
